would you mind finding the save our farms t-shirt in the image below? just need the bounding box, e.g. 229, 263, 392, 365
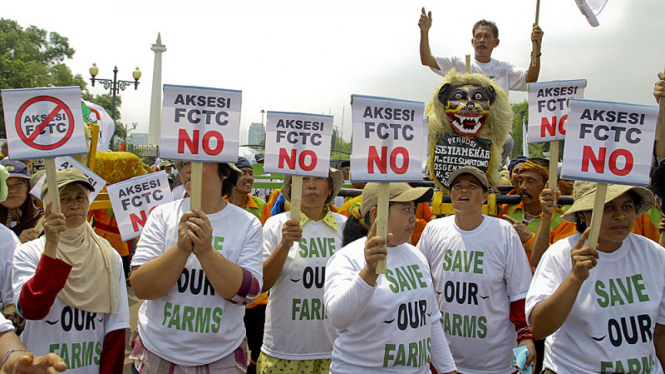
132, 199, 263, 366
261, 211, 346, 360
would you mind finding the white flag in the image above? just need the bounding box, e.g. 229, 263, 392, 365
574, 0, 608, 27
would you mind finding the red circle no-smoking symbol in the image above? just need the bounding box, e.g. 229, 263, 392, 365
15, 96, 75, 151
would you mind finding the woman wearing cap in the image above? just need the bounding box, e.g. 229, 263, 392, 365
324, 183, 457, 374
129, 161, 263, 373
526, 181, 665, 373
0, 159, 42, 244
12, 168, 130, 374
258, 169, 346, 374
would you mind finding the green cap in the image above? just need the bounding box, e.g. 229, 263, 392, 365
41, 168, 94, 199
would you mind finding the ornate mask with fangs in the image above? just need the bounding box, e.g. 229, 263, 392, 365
439, 84, 494, 137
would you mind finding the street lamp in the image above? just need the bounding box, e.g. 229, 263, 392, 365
89, 63, 141, 148
125, 122, 138, 146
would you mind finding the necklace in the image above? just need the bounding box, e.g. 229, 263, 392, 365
522, 211, 539, 224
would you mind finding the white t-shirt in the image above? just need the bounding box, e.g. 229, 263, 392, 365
0, 313, 14, 334
431, 56, 528, 94
526, 233, 665, 374
12, 239, 130, 374
132, 199, 263, 366
171, 184, 186, 200
417, 216, 532, 374
261, 211, 346, 360
0, 225, 20, 307
325, 237, 455, 374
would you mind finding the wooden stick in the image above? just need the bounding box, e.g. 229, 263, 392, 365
548, 141, 559, 191
375, 183, 390, 274
465, 54, 471, 73
531, 0, 541, 68
45, 158, 61, 213
660, 231, 665, 246
190, 161, 203, 210
587, 183, 608, 249
88, 123, 99, 170
656, 66, 665, 158
290, 176, 303, 224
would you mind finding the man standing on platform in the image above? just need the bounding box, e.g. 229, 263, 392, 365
418, 8, 544, 95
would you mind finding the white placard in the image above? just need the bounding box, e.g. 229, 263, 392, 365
527, 79, 587, 143
263, 111, 333, 177
160, 84, 241, 162
350, 95, 425, 182
561, 99, 658, 186
1, 87, 88, 160
106, 172, 173, 241
30, 156, 106, 203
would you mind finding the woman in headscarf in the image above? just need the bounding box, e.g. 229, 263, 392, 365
258, 169, 345, 374
12, 168, 130, 374
324, 183, 457, 374
526, 181, 665, 373
129, 161, 263, 373
0, 160, 42, 243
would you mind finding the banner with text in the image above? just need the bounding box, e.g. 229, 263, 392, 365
350, 95, 425, 182
107, 171, 173, 241
528, 79, 587, 143
160, 84, 241, 162
1, 87, 87, 160
263, 112, 333, 177
30, 156, 106, 202
561, 99, 658, 186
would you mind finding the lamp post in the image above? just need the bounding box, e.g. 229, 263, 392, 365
89, 63, 141, 149
125, 122, 138, 147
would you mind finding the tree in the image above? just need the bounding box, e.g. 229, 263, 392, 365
0, 18, 122, 139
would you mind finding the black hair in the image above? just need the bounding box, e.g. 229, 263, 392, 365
574, 190, 643, 233
217, 164, 239, 197
472, 20, 499, 39
342, 212, 372, 247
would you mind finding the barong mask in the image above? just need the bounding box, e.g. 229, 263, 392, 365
439, 84, 495, 137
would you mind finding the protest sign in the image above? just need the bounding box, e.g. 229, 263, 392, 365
561, 99, 658, 186
160, 84, 241, 162
350, 95, 425, 182
1, 87, 87, 160
107, 171, 173, 240
2, 86, 88, 212
263, 112, 333, 177
30, 156, 106, 203
528, 79, 587, 189
561, 98, 658, 249
528, 80, 587, 143
351, 94, 425, 274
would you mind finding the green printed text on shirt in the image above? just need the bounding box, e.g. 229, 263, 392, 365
299, 237, 336, 258
162, 301, 223, 333
385, 265, 428, 293
383, 338, 431, 368
50, 341, 101, 370
441, 249, 484, 274
595, 274, 649, 308
600, 353, 655, 374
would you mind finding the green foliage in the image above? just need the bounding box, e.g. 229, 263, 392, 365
0, 18, 122, 140
510, 100, 528, 158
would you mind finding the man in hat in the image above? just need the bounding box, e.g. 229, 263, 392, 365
499, 158, 574, 268
159, 160, 174, 174
418, 166, 535, 373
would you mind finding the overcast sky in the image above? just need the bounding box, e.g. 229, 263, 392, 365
4, 0, 664, 144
